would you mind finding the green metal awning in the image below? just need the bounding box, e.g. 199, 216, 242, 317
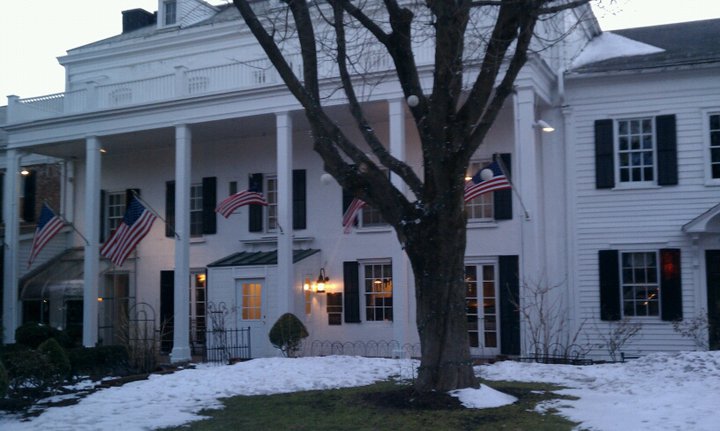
207, 249, 320, 268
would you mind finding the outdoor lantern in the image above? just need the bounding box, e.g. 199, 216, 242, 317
316, 268, 329, 293
303, 277, 311, 291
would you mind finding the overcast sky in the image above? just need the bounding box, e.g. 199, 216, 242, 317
1, 0, 720, 100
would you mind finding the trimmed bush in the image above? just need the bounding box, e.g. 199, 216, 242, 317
68, 345, 131, 377
2, 349, 53, 396
269, 313, 309, 357
38, 338, 71, 384
15, 322, 73, 349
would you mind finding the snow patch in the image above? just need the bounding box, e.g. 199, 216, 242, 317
449, 384, 517, 409
571, 31, 664, 69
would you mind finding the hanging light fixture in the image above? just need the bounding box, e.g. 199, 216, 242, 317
303, 277, 311, 292
315, 268, 329, 293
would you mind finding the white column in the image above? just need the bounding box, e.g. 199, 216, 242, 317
171, 124, 192, 363
83, 137, 101, 347
3, 149, 21, 343
388, 99, 412, 351
276, 112, 293, 320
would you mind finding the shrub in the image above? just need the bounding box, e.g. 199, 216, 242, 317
2, 349, 53, 396
269, 313, 309, 357
0, 360, 8, 398
68, 345, 131, 378
15, 322, 73, 349
38, 338, 71, 385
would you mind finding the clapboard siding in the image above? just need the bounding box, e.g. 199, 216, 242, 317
564, 66, 720, 357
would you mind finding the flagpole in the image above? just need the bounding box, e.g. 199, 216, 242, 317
130, 190, 180, 240
44, 201, 90, 245
494, 154, 530, 220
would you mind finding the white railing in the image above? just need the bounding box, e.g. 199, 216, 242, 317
7, 44, 436, 124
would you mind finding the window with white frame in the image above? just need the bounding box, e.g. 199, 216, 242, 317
265, 176, 278, 232
241, 282, 262, 320
621, 251, 659, 317
465, 159, 494, 220
106, 192, 126, 236
164, 0, 177, 25
709, 113, 720, 179
190, 184, 203, 237
359, 169, 388, 228
363, 262, 393, 321
617, 118, 655, 183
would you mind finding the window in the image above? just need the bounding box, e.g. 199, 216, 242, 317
595, 116, 677, 189
710, 113, 720, 179
190, 184, 203, 237
621, 252, 659, 317
106, 192, 126, 235
266, 176, 278, 232
363, 262, 393, 321
241, 282, 262, 320
465, 160, 494, 220
164, 0, 177, 25
190, 271, 206, 348
327, 292, 343, 325
465, 264, 498, 349
617, 118, 655, 183
360, 204, 386, 227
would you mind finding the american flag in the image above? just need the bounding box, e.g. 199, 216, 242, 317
464, 160, 511, 202
100, 196, 157, 266
215, 186, 268, 218
28, 203, 65, 268
342, 198, 366, 234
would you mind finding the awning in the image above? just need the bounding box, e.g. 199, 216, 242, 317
207, 249, 320, 268
682, 202, 720, 234
20, 248, 85, 300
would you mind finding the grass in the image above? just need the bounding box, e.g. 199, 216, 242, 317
161, 380, 579, 430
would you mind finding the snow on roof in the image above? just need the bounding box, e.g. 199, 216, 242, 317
570, 31, 664, 69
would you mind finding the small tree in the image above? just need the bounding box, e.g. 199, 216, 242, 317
269, 313, 309, 357
38, 338, 72, 387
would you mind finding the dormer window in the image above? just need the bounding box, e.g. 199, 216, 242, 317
164, 0, 177, 26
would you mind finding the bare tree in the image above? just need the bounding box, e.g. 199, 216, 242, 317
232, 0, 590, 391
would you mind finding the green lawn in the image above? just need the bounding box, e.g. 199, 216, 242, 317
161, 380, 578, 430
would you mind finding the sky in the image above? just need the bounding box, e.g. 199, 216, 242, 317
1, 0, 720, 100
0, 351, 719, 430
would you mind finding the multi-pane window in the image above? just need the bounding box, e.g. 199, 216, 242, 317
465, 160, 494, 220
363, 263, 393, 321
266, 176, 278, 232
164, 0, 177, 25
621, 252, 659, 317
327, 292, 343, 325
241, 282, 262, 320
190, 184, 203, 237
465, 264, 498, 349
617, 118, 655, 183
710, 113, 720, 179
107, 192, 126, 235
361, 204, 385, 227
190, 271, 206, 348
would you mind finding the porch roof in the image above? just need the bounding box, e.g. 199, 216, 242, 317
682, 202, 720, 234
207, 249, 320, 268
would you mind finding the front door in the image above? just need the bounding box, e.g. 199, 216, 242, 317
465, 264, 500, 356
707, 250, 720, 350
235, 278, 267, 357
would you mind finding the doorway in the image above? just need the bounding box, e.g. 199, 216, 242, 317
465, 264, 500, 356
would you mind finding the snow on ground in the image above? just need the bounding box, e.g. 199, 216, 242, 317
1, 351, 719, 430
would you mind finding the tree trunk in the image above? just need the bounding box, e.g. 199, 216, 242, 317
406, 204, 478, 392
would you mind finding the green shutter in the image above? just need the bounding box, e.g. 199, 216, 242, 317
248, 173, 263, 232
343, 261, 360, 323
494, 153, 512, 220
499, 255, 520, 355
165, 181, 175, 238
202, 177, 217, 234
160, 270, 175, 353
660, 248, 683, 321
656, 115, 678, 186
100, 189, 107, 243
599, 249, 621, 321
22, 169, 37, 222
595, 119, 615, 189
292, 169, 306, 230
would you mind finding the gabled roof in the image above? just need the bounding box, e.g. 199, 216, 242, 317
570, 18, 720, 74
207, 249, 320, 267
683, 202, 720, 234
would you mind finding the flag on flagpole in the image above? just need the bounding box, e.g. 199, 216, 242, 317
342, 198, 366, 234
28, 203, 65, 268
464, 160, 511, 202
215, 187, 268, 218
100, 196, 157, 266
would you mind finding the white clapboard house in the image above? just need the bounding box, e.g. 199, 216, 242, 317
2, 0, 719, 361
